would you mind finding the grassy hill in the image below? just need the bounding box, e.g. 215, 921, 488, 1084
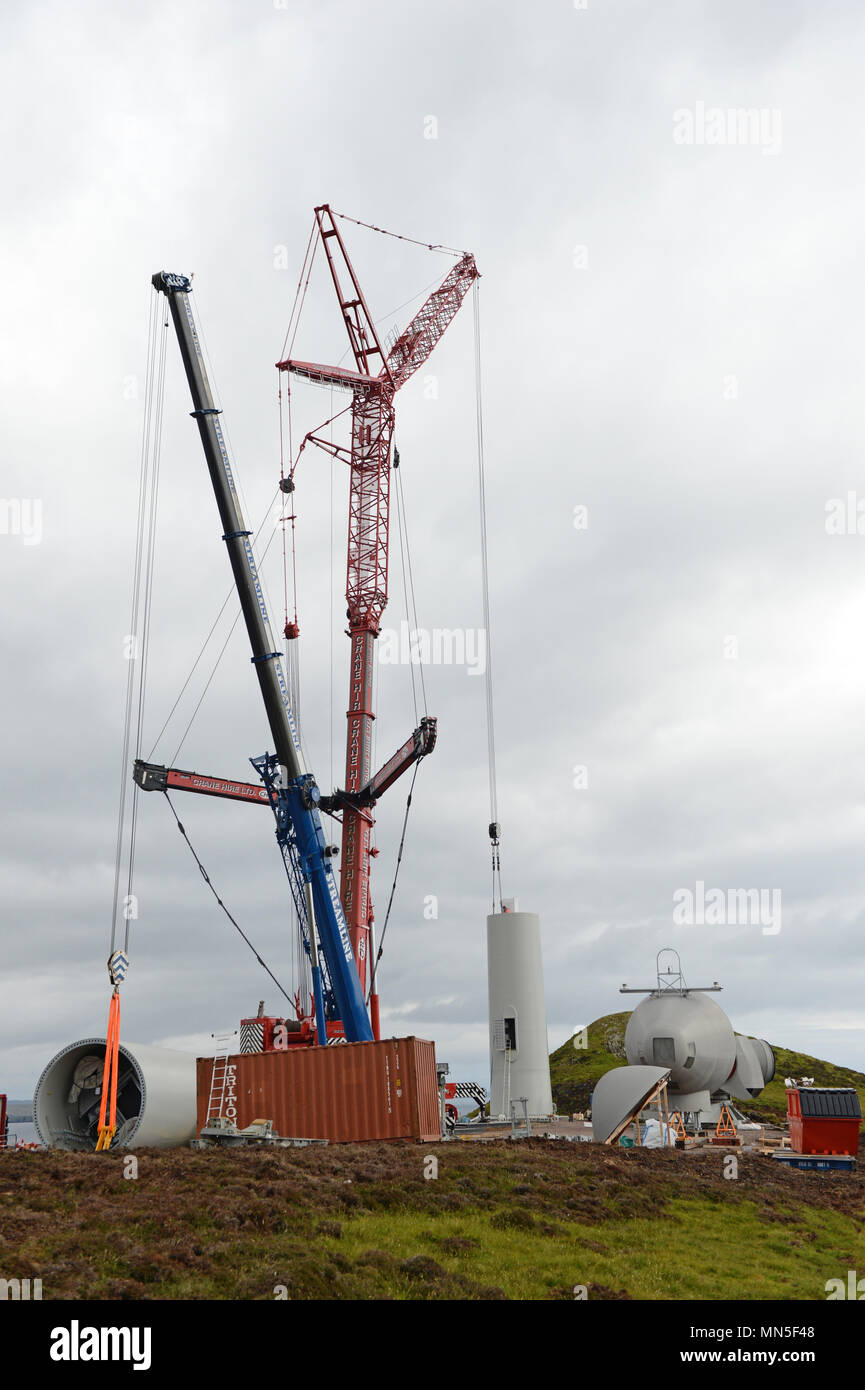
1, 1018, 862, 1301
549, 1012, 632, 1115
549, 1013, 865, 1122
2, 1137, 864, 1300
2, 1013, 864, 1303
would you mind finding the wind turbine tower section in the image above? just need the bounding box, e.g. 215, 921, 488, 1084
487, 900, 554, 1120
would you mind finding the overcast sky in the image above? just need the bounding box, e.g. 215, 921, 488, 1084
3, 0, 865, 1098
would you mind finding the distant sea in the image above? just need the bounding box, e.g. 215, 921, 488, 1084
5, 1121, 38, 1146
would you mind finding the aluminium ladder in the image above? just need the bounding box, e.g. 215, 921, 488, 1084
205, 1031, 237, 1128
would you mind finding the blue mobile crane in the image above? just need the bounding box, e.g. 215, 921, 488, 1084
151, 271, 373, 1044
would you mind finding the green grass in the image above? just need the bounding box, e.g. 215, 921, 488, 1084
549, 1011, 633, 1115
4, 1109, 864, 1300
316, 1198, 865, 1301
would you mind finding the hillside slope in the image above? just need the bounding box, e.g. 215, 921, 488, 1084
549, 1014, 865, 1121
2, 1138, 864, 1300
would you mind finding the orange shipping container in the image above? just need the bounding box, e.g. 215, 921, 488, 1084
196, 1036, 441, 1143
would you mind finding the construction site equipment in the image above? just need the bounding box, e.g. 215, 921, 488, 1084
277, 207, 478, 1017
669, 1111, 687, 1141
591, 1065, 674, 1146
443, 1080, 487, 1131
715, 1104, 738, 1140
153, 270, 373, 1045
204, 1031, 237, 1129
773, 1152, 857, 1172
621, 951, 774, 1119
196, 1036, 440, 1144
488, 905, 553, 1118
133, 761, 272, 808
33, 1039, 197, 1149
509, 1097, 532, 1139
759, 1130, 791, 1154
239, 1015, 281, 1053
133, 718, 436, 818
196, 1118, 328, 1149
94, 990, 121, 1150
787, 1086, 862, 1156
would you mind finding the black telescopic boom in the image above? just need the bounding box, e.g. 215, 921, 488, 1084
152, 272, 304, 780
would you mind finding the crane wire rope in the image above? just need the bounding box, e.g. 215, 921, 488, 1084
125, 311, 168, 937
170, 610, 243, 766
366, 761, 422, 1003
274, 225, 459, 999
100, 288, 167, 1150
110, 292, 167, 959
191, 290, 298, 742
280, 216, 320, 363
329, 387, 335, 792
161, 494, 310, 1006
145, 487, 281, 763
279, 375, 291, 629
393, 454, 419, 726
149, 266, 310, 764
109, 292, 154, 959
279, 376, 302, 735
394, 454, 428, 717
163, 792, 294, 1006
473, 281, 503, 912
281, 246, 445, 789
331, 208, 466, 259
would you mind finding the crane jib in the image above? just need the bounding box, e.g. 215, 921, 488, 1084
152, 269, 373, 1043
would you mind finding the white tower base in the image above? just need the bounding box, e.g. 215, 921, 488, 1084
487, 904, 554, 1120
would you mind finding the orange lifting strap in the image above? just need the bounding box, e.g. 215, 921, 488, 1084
95, 990, 121, 1151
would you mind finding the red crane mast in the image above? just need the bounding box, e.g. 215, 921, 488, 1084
277, 206, 478, 1031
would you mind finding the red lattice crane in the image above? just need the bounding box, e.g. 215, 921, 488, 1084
277, 206, 478, 1033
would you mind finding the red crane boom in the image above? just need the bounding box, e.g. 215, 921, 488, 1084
277, 207, 478, 1027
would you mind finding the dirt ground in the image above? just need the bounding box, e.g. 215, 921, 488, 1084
1, 1135, 862, 1299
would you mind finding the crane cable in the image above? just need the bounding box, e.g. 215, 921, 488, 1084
163, 793, 294, 1006
367, 761, 422, 1003
473, 281, 504, 912
275, 220, 456, 995
279, 374, 302, 737
279, 216, 319, 363
393, 449, 425, 724
146, 486, 282, 764
277, 228, 324, 988
331, 208, 466, 259
100, 290, 167, 1149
